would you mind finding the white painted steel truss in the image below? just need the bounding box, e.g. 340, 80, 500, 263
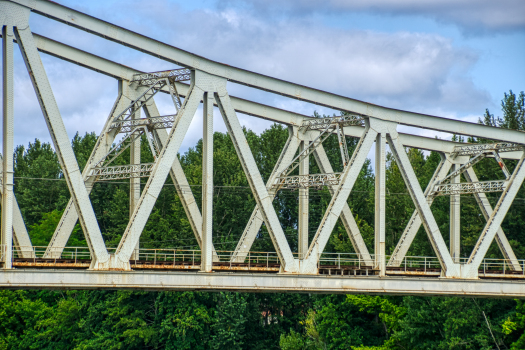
1, 0, 525, 294
110, 115, 175, 133
274, 172, 343, 190
433, 180, 507, 196
90, 163, 155, 181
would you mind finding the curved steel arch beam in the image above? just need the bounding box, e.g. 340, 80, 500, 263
7, 0, 525, 143
3, 31, 522, 159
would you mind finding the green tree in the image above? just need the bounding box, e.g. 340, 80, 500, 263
211, 293, 248, 350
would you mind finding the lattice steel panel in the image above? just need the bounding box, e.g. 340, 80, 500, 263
300, 114, 365, 131
272, 173, 343, 189
89, 163, 155, 180
132, 68, 191, 86
110, 115, 175, 133
432, 180, 507, 196
452, 143, 524, 157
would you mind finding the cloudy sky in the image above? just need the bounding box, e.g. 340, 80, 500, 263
3, 0, 525, 153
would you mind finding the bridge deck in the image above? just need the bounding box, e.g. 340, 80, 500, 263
8, 257, 525, 280
0, 269, 524, 297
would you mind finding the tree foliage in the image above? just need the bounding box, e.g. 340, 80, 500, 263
0, 91, 524, 349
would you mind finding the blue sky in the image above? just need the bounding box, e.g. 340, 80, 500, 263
3, 0, 525, 151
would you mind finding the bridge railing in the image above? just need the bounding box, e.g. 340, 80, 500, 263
134, 248, 201, 266
6, 245, 525, 275
217, 250, 281, 267
318, 252, 373, 268
478, 258, 525, 275
396, 255, 442, 271
132, 249, 284, 269
11, 245, 95, 261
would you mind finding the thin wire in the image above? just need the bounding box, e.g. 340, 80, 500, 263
12, 176, 525, 201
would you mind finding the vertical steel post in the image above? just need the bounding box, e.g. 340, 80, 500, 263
201, 92, 213, 272
375, 133, 386, 276
2, 24, 14, 268
144, 101, 219, 261
298, 140, 309, 259
450, 164, 460, 263
130, 101, 141, 260
0, 158, 34, 258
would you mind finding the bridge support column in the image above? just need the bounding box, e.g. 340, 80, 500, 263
201, 92, 214, 272
130, 98, 141, 261
0, 160, 34, 258
450, 164, 461, 263
375, 133, 386, 276
2, 24, 14, 269
298, 140, 309, 259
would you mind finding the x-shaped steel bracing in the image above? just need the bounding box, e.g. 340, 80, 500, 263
2, 0, 524, 280
388, 152, 522, 272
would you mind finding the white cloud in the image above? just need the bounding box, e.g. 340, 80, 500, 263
224, 0, 525, 33
3, 0, 494, 153
1, 47, 117, 149
120, 6, 490, 115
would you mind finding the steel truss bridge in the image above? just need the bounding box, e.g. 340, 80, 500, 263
1, 0, 525, 297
